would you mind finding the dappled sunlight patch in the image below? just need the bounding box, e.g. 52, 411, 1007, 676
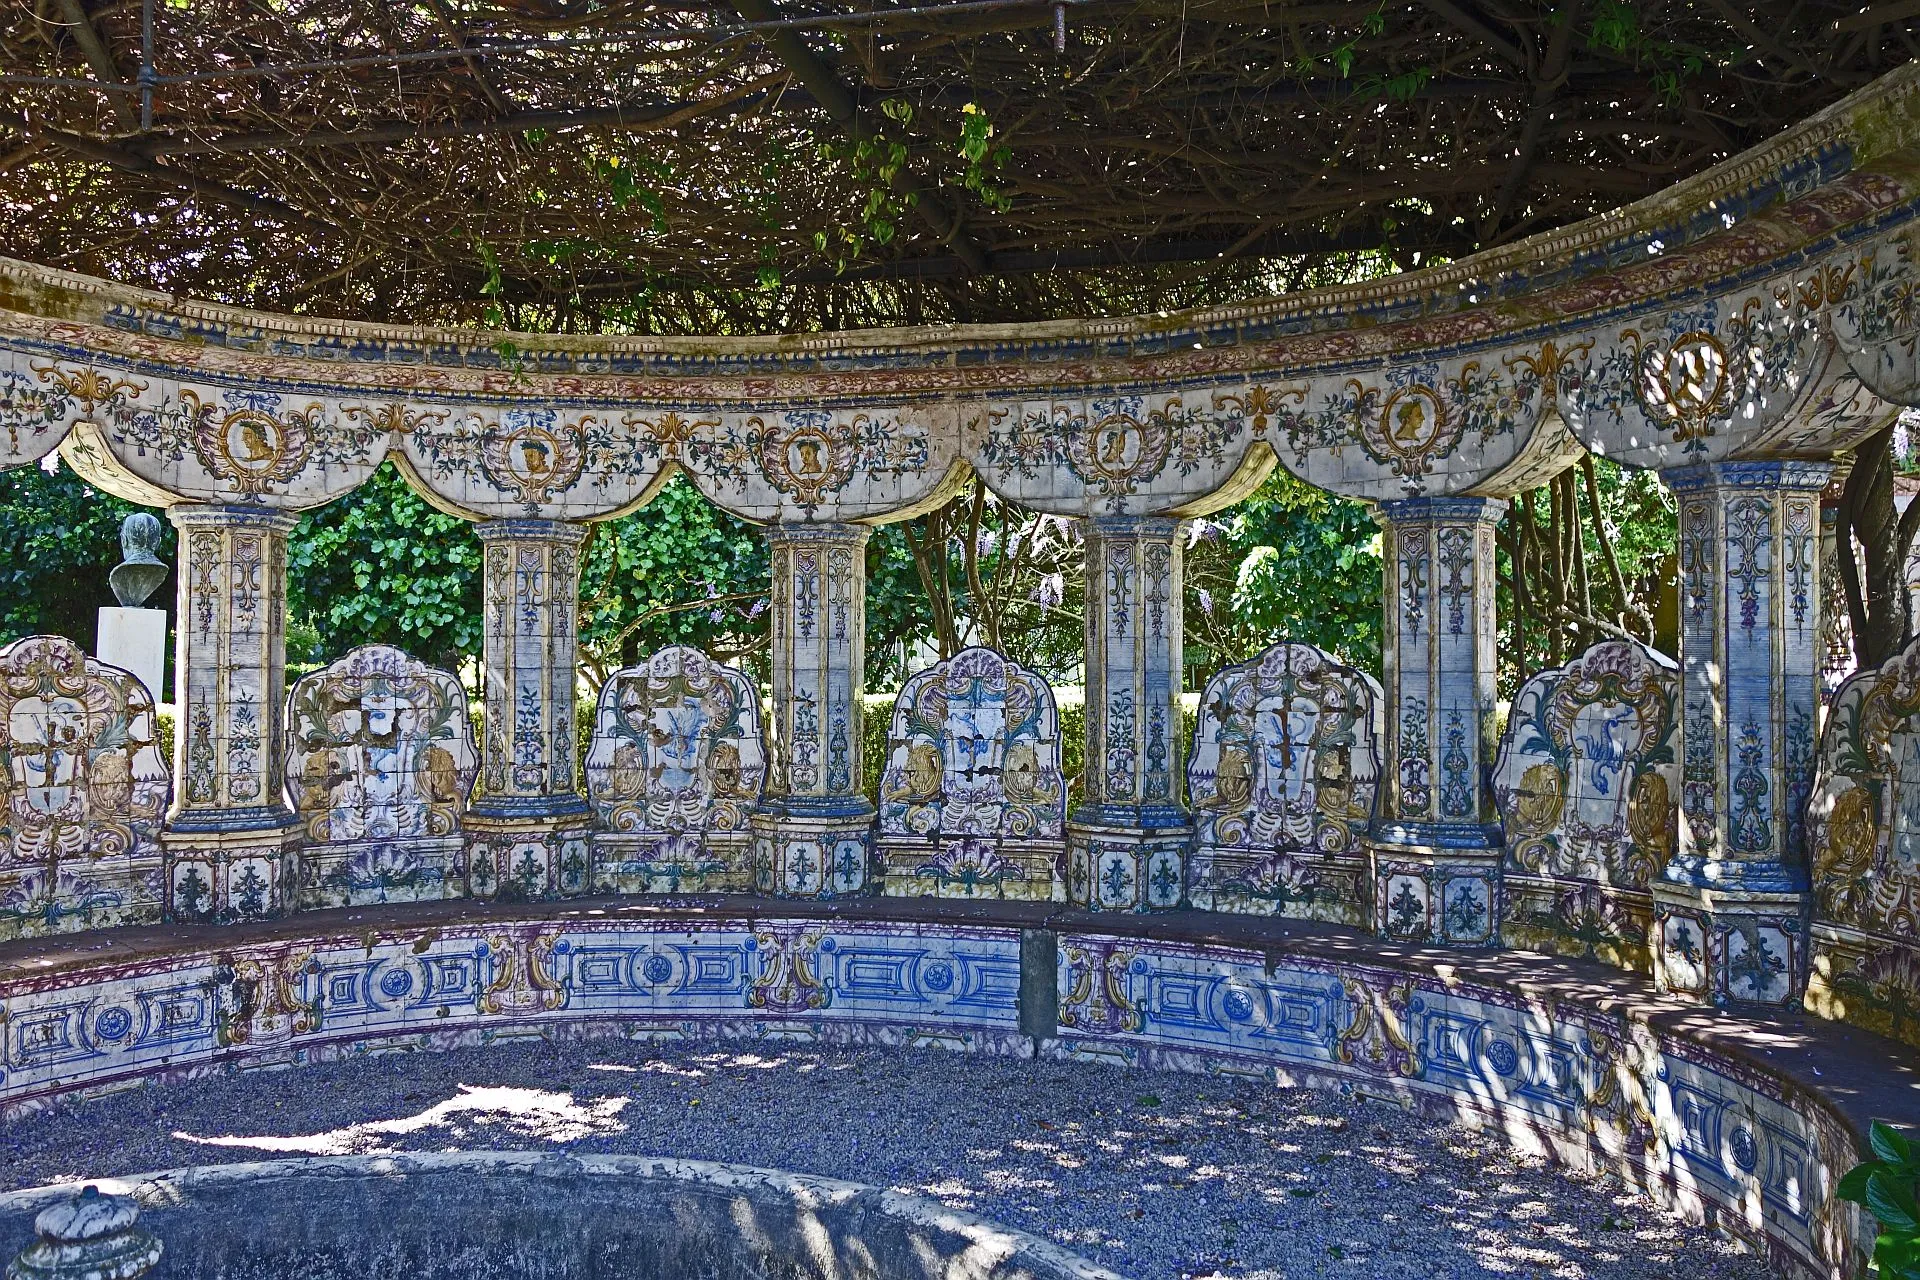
9, 1041, 1774, 1280
172, 1085, 630, 1155
638, 1060, 707, 1079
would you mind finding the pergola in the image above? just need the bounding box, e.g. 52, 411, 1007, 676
4, 0, 1916, 329
0, 14, 1918, 1279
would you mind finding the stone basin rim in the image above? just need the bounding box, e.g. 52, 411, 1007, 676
0, 1152, 1130, 1280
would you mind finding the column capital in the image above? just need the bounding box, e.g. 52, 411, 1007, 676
761, 520, 872, 547
165, 503, 300, 533
1661, 459, 1833, 494
474, 517, 590, 547
1374, 495, 1508, 528
1085, 514, 1184, 539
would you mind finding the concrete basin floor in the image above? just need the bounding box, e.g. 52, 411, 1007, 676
0, 1040, 1772, 1280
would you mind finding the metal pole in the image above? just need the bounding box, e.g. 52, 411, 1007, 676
139, 0, 153, 130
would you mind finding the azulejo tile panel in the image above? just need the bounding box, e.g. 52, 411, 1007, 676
1806, 634, 1920, 1048
878, 647, 1067, 902
0, 636, 168, 940
1186, 642, 1382, 924
0, 917, 1025, 1110
1492, 641, 1681, 973
585, 647, 767, 894
285, 644, 477, 910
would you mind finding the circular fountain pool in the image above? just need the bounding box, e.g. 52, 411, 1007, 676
0, 1153, 1120, 1280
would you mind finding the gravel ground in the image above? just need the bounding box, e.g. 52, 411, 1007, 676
0, 1039, 1771, 1280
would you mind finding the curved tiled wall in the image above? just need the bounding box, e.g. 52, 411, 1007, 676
0, 900, 1900, 1280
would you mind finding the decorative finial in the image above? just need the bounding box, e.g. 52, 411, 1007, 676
6, 1184, 163, 1280
108, 513, 168, 609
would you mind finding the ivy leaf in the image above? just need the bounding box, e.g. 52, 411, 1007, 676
1868, 1169, 1920, 1235
1873, 1121, 1915, 1167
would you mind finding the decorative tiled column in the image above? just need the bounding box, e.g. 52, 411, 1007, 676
466, 519, 592, 900
752, 522, 875, 898
163, 504, 302, 923
1065, 516, 1188, 911
1366, 496, 1506, 945
1655, 461, 1828, 1006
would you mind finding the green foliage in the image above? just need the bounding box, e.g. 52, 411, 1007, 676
0, 461, 151, 649
576, 475, 770, 681
1837, 1122, 1920, 1279
1295, 3, 1388, 79
864, 524, 938, 688
1186, 469, 1384, 679
813, 110, 917, 265
286, 461, 483, 671
1495, 458, 1678, 695
594, 152, 670, 230
957, 103, 1013, 214
1584, 0, 1714, 102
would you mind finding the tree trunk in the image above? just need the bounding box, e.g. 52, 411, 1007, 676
1842, 427, 1915, 668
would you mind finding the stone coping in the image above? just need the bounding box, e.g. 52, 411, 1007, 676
3, 894, 1912, 1140
0, 1153, 1128, 1280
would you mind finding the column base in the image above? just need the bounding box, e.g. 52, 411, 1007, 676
1652, 879, 1809, 1007
464, 799, 592, 902
162, 819, 301, 924
1066, 807, 1188, 912
751, 802, 874, 899
297, 836, 467, 911
1366, 822, 1503, 946
591, 833, 754, 895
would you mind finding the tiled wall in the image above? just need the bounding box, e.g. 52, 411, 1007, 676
0, 915, 1874, 1280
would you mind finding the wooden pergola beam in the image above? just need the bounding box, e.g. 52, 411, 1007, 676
50, 0, 139, 133
131, 92, 780, 156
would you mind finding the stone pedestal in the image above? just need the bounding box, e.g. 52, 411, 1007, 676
752, 522, 875, 898
1065, 516, 1189, 911
1366, 496, 1506, 945
162, 505, 302, 923
1655, 461, 1828, 1006
465, 519, 592, 901
96, 607, 166, 706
